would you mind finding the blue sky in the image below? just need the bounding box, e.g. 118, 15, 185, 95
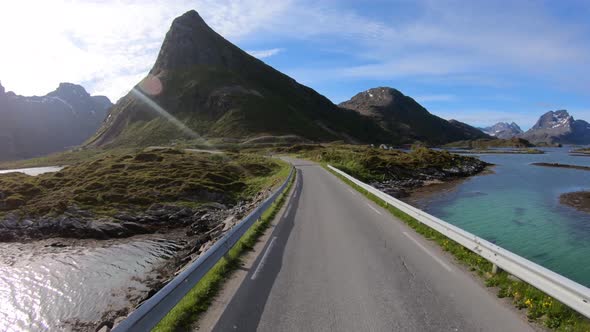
1, 0, 590, 129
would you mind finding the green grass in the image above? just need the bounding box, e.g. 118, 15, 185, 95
443, 137, 535, 149
152, 168, 295, 332
0, 149, 287, 218
326, 165, 590, 332
283, 144, 486, 183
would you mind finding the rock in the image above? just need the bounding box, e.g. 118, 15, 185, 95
199, 241, 213, 254
222, 216, 236, 232
1, 218, 18, 229
138, 215, 159, 224
148, 208, 169, 217
200, 202, 227, 210
121, 222, 150, 234
114, 213, 138, 222
175, 208, 192, 217
20, 219, 34, 228
113, 316, 126, 327
84, 222, 108, 239
58, 217, 88, 235
95, 222, 129, 238
95, 322, 111, 332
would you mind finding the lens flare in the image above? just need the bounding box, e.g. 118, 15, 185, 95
138, 75, 163, 96
130, 87, 199, 140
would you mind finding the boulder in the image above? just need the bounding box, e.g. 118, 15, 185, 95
95, 222, 129, 238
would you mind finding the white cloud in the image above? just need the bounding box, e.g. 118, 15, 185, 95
1, 0, 589, 109
247, 48, 284, 59
0, 0, 291, 101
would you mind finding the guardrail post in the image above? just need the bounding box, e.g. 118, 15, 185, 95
491, 263, 501, 274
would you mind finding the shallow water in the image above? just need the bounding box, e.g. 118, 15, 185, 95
0, 166, 63, 176
0, 236, 181, 331
412, 148, 590, 286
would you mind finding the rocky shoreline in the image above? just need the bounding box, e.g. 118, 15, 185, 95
0, 186, 271, 331
370, 159, 489, 198
560, 191, 590, 214
68, 190, 270, 331
0, 190, 268, 243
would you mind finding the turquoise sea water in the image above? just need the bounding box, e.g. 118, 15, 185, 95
414, 148, 590, 287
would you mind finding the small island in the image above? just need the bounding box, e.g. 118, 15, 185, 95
560, 191, 590, 214
443, 138, 544, 154
531, 162, 590, 171
570, 147, 590, 156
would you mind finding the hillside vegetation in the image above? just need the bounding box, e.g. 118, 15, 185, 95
0, 149, 286, 218
281, 144, 487, 183
444, 137, 534, 149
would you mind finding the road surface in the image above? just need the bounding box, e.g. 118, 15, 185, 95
211, 159, 534, 331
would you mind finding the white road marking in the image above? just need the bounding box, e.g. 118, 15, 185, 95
285, 203, 292, 217
367, 203, 383, 215
403, 232, 453, 272
251, 236, 278, 280
348, 188, 357, 195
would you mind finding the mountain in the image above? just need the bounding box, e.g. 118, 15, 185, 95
338, 87, 490, 145
480, 122, 523, 139
87, 10, 390, 147
448, 120, 491, 140
0, 82, 112, 161
520, 110, 590, 145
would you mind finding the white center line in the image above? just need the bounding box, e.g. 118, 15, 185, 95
251, 236, 278, 280
367, 203, 383, 215
403, 232, 453, 272
285, 203, 292, 217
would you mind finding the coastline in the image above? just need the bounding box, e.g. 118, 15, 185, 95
401, 165, 495, 209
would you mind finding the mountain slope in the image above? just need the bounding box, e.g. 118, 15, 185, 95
0, 82, 111, 161
448, 120, 491, 140
481, 122, 523, 139
87, 10, 389, 147
520, 110, 590, 144
338, 87, 490, 145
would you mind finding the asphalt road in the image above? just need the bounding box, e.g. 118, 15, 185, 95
212, 159, 534, 332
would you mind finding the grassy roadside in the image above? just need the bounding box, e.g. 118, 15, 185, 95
325, 165, 590, 332
152, 167, 296, 332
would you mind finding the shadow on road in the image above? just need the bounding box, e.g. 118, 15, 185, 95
212, 168, 304, 331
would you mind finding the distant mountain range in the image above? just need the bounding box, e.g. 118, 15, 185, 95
86, 10, 488, 148
3, 10, 589, 161
479, 111, 590, 145
0, 82, 112, 161
480, 122, 523, 139
339, 87, 489, 144
520, 110, 590, 145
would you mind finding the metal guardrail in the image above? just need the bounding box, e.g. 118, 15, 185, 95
328, 164, 590, 319
113, 167, 295, 332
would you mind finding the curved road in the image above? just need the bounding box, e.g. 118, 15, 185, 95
212, 159, 534, 331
